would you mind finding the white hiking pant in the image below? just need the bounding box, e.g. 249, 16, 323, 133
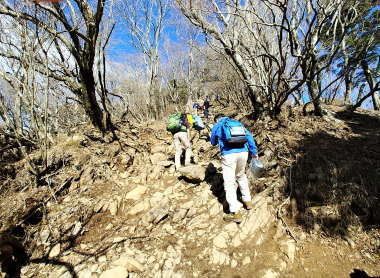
174, 131, 191, 169
221, 152, 252, 213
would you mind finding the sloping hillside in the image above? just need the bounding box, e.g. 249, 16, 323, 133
0, 105, 379, 278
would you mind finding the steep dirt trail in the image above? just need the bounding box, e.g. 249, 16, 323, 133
1, 107, 380, 278
6, 120, 291, 278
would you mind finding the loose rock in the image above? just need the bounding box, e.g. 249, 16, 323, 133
99, 266, 128, 278
178, 165, 206, 183
49, 243, 61, 258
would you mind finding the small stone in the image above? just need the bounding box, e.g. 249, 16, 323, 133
224, 223, 238, 233
150, 153, 167, 165
313, 223, 321, 232
279, 260, 287, 272
113, 237, 126, 243
231, 234, 242, 247
40, 229, 50, 244
255, 234, 265, 246
262, 269, 279, 278
50, 266, 67, 278
49, 243, 61, 258
299, 232, 307, 241
94, 202, 104, 213
109, 201, 118, 216
128, 201, 150, 215
213, 234, 228, 249
151, 145, 167, 154
280, 239, 296, 263
112, 255, 144, 272
72, 222, 82, 236
186, 207, 197, 218
242, 256, 251, 265
78, 269, 92, 278
210, 248, 229, 265
99, 266, 128, 278
182, 201, 194, 209
158, 160, 173, 167
343, 236, 355, 248
173, 209, 188, 222
98, 256, 107, 263
59, 271, 72, 278
209, 203, 219, 217
125, 186, 147, 200
153, 210, 169, 224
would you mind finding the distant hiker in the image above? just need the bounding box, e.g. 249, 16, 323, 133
192, 102, 201, 115
210, 113, 258, 224
166, 112, 192, 170
203, 97, 210, 119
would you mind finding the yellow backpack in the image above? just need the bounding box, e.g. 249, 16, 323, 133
187, 114, 194, 127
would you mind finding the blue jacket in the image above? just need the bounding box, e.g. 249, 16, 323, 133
210, 117, 257, 156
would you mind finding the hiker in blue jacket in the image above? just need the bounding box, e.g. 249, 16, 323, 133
210, 113, 258, 223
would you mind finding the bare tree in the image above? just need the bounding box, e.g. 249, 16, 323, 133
0, 0, 115, 132
161, 18, 207, 107
117, 0, 171, 118
351, 57, 380, 111
175, 0, 361, 117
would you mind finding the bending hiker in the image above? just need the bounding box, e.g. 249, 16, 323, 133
210, 113, 258, 224
167, 112, 192, 170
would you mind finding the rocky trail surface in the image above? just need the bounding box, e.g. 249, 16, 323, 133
1, 105, 379, 278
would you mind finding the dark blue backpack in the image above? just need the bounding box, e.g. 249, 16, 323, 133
221, 118, 248, 145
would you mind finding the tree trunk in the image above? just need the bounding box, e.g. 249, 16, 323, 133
78, 67, 108, 132
361, 59, 380, 111
14, 95, 23, 136
226, 49, 264, 117
306, 79, 323, 116
301, 55, 323, 116
342, 37, 352, 105
372, 92, 380, 111
344, 74, 353, 105
356, 84, 365, 103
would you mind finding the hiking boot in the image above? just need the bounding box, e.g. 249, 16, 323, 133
223, 211, 242, 224
243, 201, 253, 210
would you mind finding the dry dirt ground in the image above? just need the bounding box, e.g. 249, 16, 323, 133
0, 105, 379, 278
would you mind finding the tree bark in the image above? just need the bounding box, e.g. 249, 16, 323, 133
14, 94, 23, 136
306, 78, 323, 116
77, 69, 108, 132
361, 59, 380, 110
344, 74, 353, 105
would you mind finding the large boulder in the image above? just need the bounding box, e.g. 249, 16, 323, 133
178, 165, 206, 183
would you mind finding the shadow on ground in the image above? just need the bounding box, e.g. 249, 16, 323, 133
288, 110, 380, 236
0, 210, 126, 278
350, 268, 380, 278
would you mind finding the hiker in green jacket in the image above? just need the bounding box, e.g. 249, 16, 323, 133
167, 113, 192, 170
